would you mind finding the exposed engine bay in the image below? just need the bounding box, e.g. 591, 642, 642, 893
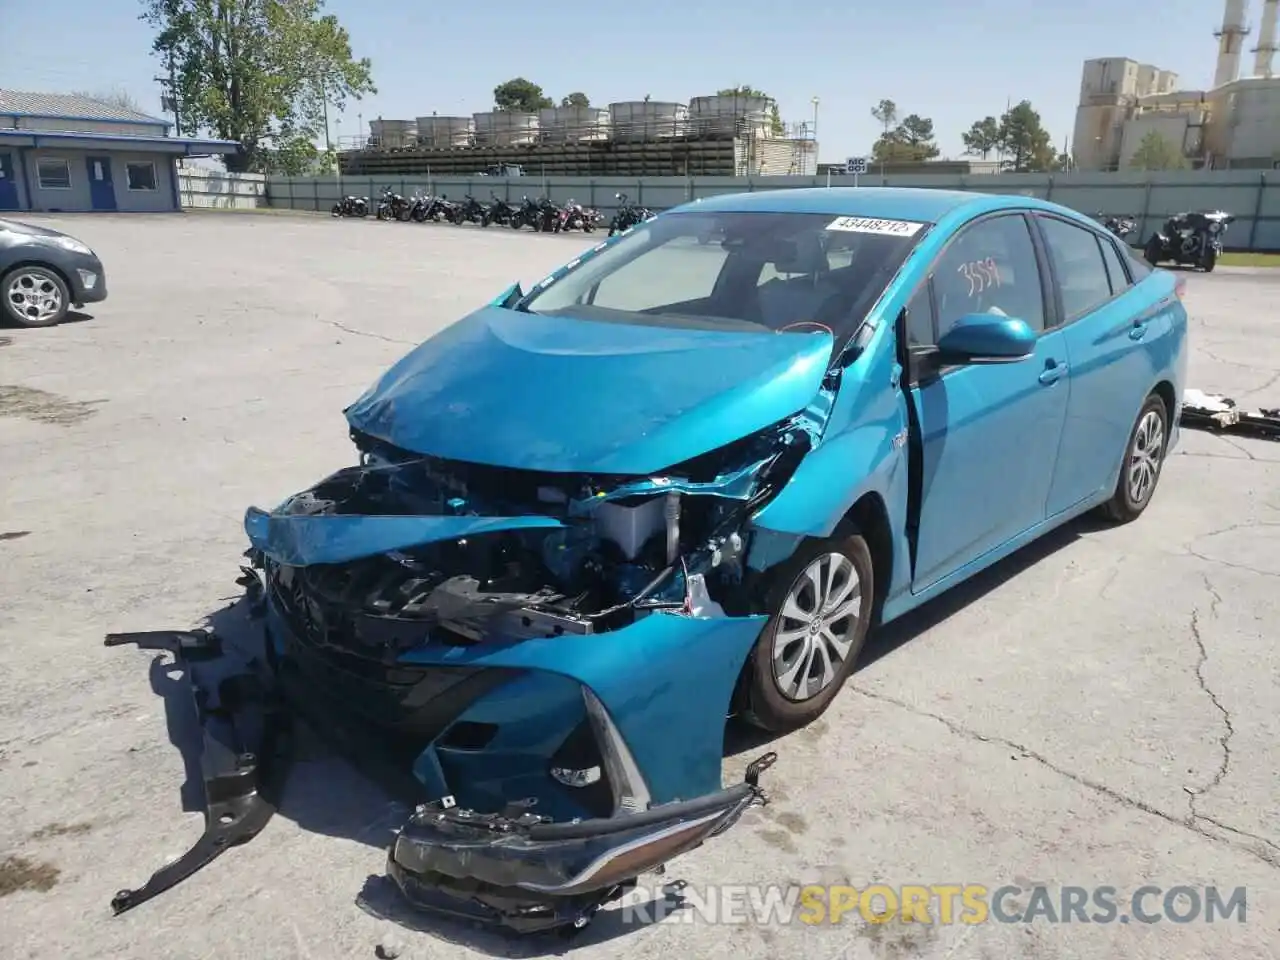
251, 414, 823, 649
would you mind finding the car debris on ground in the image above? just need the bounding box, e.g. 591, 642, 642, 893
1180, 389, 1279, 439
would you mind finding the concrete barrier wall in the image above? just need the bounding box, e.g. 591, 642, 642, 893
179, 166, 266, 209
263, 169, 1280, 250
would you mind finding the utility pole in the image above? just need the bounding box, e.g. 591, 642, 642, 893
155, 48, 183, 167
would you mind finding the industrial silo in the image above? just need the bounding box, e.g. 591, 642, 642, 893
473, 111, 539, 146
367, 119, 417, 149
607, 101, 689, 142
688, 94, 772, 138
415, 116, 473, 147
538, 106, 611, 142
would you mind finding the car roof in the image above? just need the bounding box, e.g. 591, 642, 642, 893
673, 187, 1089, 227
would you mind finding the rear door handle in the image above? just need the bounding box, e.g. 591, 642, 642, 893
1039, 361, 1067, 385
1130, 318, 1150, 341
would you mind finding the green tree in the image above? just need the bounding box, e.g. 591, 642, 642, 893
996, 100, 1055, 172
494, 78, 553, 112
560, 92, 590, 108
871, 112, 940, 164
141, 0, 374, 174
1127, 130, 1189, 170
961, 116, 1001, 159
717, 86, 784, 137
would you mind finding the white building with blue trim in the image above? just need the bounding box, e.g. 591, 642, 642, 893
0, 90, 240, 213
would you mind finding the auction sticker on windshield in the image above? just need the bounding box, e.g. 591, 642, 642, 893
825, 216, 924, 236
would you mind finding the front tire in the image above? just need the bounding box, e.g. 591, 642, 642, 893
1097, 393, 1169, 523
1144, 236, 1162, 266
1202, 248, 1217, 273
331, 203, 343, 217
2, 266, 71, 328
739, 534, 874, 732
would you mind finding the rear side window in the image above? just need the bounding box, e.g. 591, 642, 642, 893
1098, 237, 1131, 294
1037, 217, 1113, 321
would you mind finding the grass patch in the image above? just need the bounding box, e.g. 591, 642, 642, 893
1216, 251, 1280, 267
1129, 247, 1280, 267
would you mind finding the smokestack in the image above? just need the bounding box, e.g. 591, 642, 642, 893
1214, 0, 1252, 87
1253, 0, 1278, 76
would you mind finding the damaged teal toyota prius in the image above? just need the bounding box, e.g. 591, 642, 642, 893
111, 187, 1187, 933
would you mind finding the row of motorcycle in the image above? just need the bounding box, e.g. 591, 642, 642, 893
1097, 209, 1234, 271
332, 188, 656, 236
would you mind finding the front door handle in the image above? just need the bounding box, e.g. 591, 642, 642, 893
1039, 361, 1067, 385
1129, 320, 1148, 341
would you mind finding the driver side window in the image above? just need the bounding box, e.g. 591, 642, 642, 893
932, 215, 1046, 340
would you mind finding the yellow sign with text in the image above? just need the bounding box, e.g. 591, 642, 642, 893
797, 885, 991, 925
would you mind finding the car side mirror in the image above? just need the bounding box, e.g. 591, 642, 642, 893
936, 313, 1036, 364
492, 282, 523, 308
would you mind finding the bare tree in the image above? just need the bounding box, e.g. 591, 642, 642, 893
72, 89, 144, 112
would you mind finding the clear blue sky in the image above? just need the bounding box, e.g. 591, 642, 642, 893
1, 0, 1238, 161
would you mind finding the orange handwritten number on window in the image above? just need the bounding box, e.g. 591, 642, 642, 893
958, 258, 1001, 296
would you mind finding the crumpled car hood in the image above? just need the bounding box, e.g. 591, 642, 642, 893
344, 306, 834, 475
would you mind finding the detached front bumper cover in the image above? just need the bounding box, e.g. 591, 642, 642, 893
103, 611, 778, 936
387, 752, 777, 934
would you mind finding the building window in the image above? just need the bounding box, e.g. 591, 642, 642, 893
126, 161, 158, 191
36, 158, 71, 190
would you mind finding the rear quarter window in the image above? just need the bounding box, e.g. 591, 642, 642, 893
1124, 247, 1152, 280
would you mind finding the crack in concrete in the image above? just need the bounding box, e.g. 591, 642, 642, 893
1171, 450, 1268, 463
1182, 520, 1280, 579
1197, 345, 1272, 371
321, 317, 415, 345
1240, 367, 1280, 399
849, 685, 1278, 870
1214, 434, 1259, 461
1184, 585, 1233, 813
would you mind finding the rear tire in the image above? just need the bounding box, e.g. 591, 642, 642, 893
1097, 392, 1169, 523
738, 534, 874, 732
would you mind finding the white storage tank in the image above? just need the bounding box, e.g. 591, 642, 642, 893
689, 94, 772, 138
537, 106, 611, 142
368, 119, 417, 149
415, 115, 473, 147
607, 101, 689, 141
473, 111, 539, 146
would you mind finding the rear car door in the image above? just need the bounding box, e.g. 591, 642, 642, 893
905, 212, 1070, 592
1034, 214, 1172, 516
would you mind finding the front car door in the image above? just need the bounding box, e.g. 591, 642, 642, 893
1034, 214, 1171, 515
904, 212, 1070, 592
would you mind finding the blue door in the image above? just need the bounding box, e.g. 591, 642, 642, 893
86, 155, 117, 211
0, 153, 18, 210
906, 212, 1070, 591
1035, 215, 1173, 516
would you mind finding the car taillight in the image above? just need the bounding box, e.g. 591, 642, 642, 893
1175, 277, 1187, 300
